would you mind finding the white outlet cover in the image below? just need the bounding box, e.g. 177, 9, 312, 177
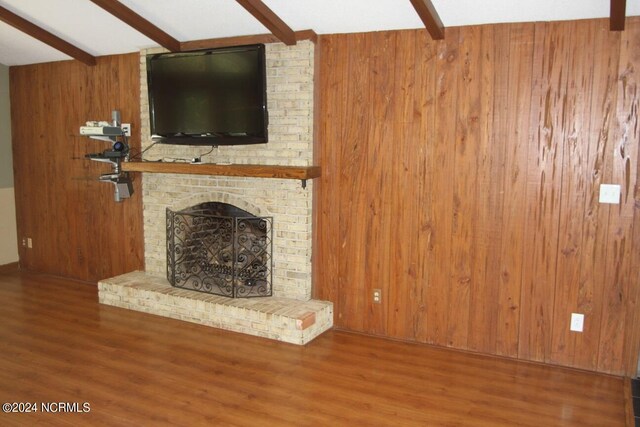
599, 184, 621, 204
570, 313, 584, 332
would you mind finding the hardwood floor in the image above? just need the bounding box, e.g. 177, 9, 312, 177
0, 272, 626, 426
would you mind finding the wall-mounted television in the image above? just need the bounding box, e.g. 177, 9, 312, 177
147, 44, 268, 146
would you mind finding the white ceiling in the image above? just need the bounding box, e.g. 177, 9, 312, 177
0, 0, 639, 66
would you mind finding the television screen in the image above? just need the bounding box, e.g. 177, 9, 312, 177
147, 44, 268, 146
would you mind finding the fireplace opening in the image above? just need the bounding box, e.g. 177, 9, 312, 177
166, 202, 273, 298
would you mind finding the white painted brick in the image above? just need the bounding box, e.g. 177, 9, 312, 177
139, 41, 314, 301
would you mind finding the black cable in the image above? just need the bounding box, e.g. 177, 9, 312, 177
188, 145, 217, 164
199, 145, 217, 157
130, 143, 216, 163
129, 141, 159, 161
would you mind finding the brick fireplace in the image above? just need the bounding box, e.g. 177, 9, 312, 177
98, 40, 333, 345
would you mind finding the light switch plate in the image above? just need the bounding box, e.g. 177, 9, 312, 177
599, 184, 620, 204
570, 313, 584, 332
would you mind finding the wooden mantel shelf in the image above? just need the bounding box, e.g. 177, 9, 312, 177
122, 161, 321, 186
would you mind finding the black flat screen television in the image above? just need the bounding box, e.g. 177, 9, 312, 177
147, 44, 268, 146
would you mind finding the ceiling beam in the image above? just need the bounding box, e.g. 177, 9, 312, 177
0, 5, 96, 66
610, 0, 626, 31
89, 0, 181, 52
180, 30, 317, 52
409, 0, 445, 40
236, 0, 297, 46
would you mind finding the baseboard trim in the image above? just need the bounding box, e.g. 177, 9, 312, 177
0, 262, 19, 274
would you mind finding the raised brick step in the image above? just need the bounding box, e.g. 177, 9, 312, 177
98, 271, 333, 345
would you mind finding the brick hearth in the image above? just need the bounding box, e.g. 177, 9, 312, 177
99, 271, 333, 345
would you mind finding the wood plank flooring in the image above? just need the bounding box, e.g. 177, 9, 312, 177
0, 272, 626, 426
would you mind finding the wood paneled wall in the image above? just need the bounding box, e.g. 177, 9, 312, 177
315, 18, 640, 375
10, 54, 144, 282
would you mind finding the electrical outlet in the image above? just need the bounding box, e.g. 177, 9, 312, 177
27, 237, 33, 249
21, 237, 27, 247
121, 123, 131, 137
373, 289, 382, 304
570, 313, 584, 332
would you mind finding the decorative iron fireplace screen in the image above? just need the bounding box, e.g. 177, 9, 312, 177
166, 202, 273, 298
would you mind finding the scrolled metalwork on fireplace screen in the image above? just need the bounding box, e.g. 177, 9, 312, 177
166, 202, 273, 298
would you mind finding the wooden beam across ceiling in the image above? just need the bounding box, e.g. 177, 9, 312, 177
181, 30, 317, 52
236, 0, 297, 46
610, 0, 627, 31
409, 0, 445, 40
0, 5, 96, 66
89, 0, 181, 52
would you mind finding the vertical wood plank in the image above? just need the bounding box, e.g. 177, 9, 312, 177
388, 30, 418, 339
466, 23, 503, 354
623, 21, 640, 376
412, 31, 438, 342
314, 35, 342, 308
495, 23, 535, 357
518, 22, 567, 362
363, 31, 395, 335
425, 27, 460, 346
549, 20, 594, 367
571, 21, 620, 371
105, 54, 143, 278
448, 25, 482, 348
337, 33, 371, 332
598, 17, 640, 374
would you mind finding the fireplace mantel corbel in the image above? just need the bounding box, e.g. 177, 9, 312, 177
121, 161, 321, 188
